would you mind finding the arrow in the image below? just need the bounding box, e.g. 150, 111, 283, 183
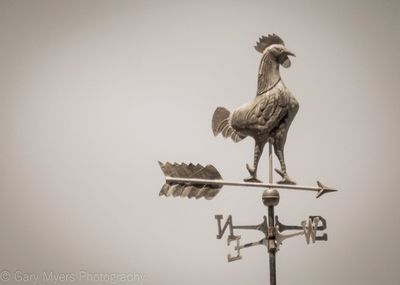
159, 162, 338, 199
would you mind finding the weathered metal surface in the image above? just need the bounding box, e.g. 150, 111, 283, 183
214, 214, 329, 257
157, 34, 338, 285
212, 34, 298, 184
158, 162, 222, 200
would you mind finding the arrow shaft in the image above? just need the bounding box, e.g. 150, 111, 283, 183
165, 177, 321, 192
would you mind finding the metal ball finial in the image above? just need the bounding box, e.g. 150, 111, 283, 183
262, 188, 280, 207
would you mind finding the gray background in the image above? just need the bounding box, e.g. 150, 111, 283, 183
1, 0, 399, 284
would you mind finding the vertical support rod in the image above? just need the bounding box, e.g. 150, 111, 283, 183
268, 205, 276, 285
268, 143, 273, 184
267, 143, 276, 285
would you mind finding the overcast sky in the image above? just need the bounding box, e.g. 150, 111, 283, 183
0, 1, 399, 284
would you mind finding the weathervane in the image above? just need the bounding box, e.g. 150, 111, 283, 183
158, 34, 338, 285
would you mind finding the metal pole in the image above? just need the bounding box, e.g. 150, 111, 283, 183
268, 206, 276, 285
267, 143, 277, 285
269, 143, 273, 184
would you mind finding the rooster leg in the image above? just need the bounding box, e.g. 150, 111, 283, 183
244, 141, 264, 183
274, 147, 296, 185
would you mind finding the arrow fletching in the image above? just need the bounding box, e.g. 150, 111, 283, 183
158, 162, 223, 200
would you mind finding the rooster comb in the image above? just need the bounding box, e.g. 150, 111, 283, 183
254, 34, 285, 53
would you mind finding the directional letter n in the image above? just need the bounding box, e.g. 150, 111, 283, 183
215, 215, 234, 240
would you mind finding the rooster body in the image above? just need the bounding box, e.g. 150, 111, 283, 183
212, 34, 298, 184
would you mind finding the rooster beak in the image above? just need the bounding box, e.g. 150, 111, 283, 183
285, 50, 296, 57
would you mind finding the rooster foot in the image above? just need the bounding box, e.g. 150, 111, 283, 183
244, 176, 262, 183
244, 164, 261, 183
275, 168, 296, 185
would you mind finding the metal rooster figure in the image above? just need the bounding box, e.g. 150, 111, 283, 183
212, 34, 298, 184
158, 34, 338, 285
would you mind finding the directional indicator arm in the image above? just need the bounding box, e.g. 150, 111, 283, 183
275, 230, 304, 248
235, 239, 265, 251
215, 215, 267, 238
276, 216, 328, 245
215, 215, 269, 262
165, 176, 338, 198
216, 214, 330, 260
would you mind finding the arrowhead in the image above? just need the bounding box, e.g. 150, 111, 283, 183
316, 181, 338, 198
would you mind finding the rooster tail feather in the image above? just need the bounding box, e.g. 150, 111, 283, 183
212, 107, 246, 143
